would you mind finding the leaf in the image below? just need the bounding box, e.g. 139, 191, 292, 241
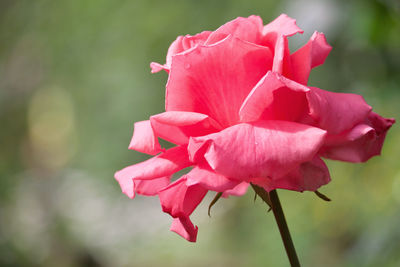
208, 192, 223, 217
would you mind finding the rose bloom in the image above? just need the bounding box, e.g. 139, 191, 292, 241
115, 14, 394, 242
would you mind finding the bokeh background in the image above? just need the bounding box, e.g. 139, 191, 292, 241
1, 0, 399, 266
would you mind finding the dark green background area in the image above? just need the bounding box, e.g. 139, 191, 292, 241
0, 0, 399, 266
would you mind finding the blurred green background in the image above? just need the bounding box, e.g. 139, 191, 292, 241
1, 0, 399, 266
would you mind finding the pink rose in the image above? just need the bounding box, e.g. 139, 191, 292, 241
115, 14, 394, 242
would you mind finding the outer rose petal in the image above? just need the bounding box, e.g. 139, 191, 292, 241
150, 31, 212, 73
240, 74, 373, 135
134, 176, 170, 196
170, 216, 198, 242
114, 146, 191, 198
205, 15, 264, 45
240, 71, 309, 123
186, 165, 240, 192
321, 112, 395, 162
115, 176, 170, 199
251, 157, 330, 192
306, 87, 372, 135
222, 182, 249, 198
159, 176, 207, 218
166, 35, 273, 127
290, 31, 332, 85
150, 111, 222, 145
188, 120, 327, 180
128, 120, 163, 155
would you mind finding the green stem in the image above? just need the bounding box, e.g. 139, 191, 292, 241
269, 189, 300, 267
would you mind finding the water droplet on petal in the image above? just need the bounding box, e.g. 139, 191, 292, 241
184, 63, 191, 69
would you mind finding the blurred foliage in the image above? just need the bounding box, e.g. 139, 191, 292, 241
0, 0, 399, 266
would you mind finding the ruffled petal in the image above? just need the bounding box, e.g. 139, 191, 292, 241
150, 111, 222, 145
188, 121, 327, 180
240, 71, 309, 123
241, 75, 373, 135
128, 120, 163, 155
306, 87, 372, 135
222, 182, 249, 198
151, 32, 212, 73
290, 31, 332, 85
205, 15, 264, 45
166, 35, 273, 127
159, 176, 207, 218
170, 216, 198, 242
115, 146, 191, 198
186, 165, 240, 192
321, 112, 395, 162
251, 157, 330, 192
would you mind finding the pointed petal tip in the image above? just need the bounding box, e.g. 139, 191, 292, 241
263, 13, 304, 37
114, 170, 135, 199
170, 217, 198, 242
150, 62, 169, 73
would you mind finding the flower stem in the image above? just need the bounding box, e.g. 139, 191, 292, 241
269, 189, 300, 267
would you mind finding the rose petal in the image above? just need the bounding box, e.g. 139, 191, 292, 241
261, 14, 303, 74
166, 32, 212, 67
151, 32, 212, 73
128, 120, 163, 155
306, 87, 372, 135
262, 14, 304, 37
241, 74, 373, 135
290, 31, 332, 85
150, 62, 169, 74
115, 146, 191, 198
205, 15, 264, 45
170, 216, 198, 242
134, 176, 170, 196
159, 176, 207, 218
271, 34, 292, 74
186, 165, 240, 192
321, 112, 395, 162
166, 35, 273, 127
188, 120, 327, 180
150, 111, 222, 145
240, 71, 309, 123
252, 157, 330, 192
222, 182, 249, 198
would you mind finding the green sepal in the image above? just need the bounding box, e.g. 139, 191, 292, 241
314, 190, 331, 201
208, 192, 223, 217
251, 183, 272, 210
